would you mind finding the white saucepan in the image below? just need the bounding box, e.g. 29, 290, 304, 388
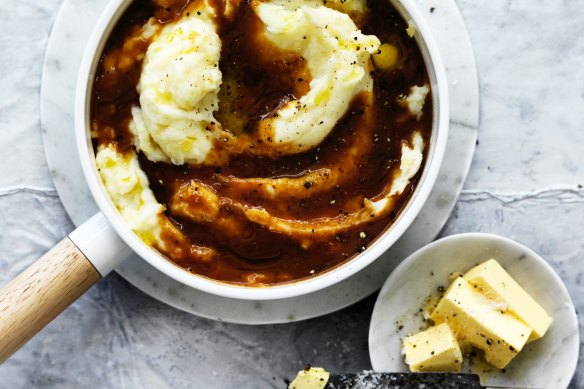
0, 0, 448, 362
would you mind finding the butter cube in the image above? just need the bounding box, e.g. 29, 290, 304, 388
430, 277, 532, 369
464, 259, 552, 341
402, 323, 463, 372
289, 367, 329, 389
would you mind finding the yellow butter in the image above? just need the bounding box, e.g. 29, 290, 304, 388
402, 323, 462, 372
430, 277, 532, 369
372, 43, 399, 71
289, 367, 329, 389
463, 259, 552, 341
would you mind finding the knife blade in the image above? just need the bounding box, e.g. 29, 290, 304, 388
292, 371, 540, 389
325, 372, 481, 388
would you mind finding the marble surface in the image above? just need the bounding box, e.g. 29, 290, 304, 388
369, 233, 578, 388
0, 0, 582, 388
40, 0, 477, 324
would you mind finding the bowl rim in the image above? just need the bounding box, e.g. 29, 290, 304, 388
75, 0, 450, 300
368, 232, 580, 387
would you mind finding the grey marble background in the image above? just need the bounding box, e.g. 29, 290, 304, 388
0, 0, 582, 388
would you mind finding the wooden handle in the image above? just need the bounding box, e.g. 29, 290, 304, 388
0, 237, 101, 363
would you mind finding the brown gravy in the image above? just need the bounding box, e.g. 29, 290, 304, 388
91, 0, 432, 285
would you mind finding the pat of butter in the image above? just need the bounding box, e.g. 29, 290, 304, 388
463, 259, 552, 342
289, 367, 330, 389
402, 323, 462, 372
430, 277, 532, 369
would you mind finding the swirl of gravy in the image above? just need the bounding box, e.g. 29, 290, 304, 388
92, 0, 430, 284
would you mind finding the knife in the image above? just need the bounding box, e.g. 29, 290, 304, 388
325, 372, 479, 388
290, 371, 539, 389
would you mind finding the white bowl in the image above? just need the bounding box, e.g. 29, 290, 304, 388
75, 0, 449, 300
369, 233, 579, 388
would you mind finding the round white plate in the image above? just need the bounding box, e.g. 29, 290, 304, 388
40, 0, 478, 324
369, 233, 579, 388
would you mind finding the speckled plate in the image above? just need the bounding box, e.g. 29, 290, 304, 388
369, 233, 579, 388
40, 0, 478, 324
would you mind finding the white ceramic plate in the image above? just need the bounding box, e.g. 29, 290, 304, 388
369, 233, 579, 388
41, 0, 478, 323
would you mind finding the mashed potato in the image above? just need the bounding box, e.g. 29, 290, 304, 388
254, 1, 380, 152
403, 85, 430, 120
95, 145, 165, 245
389, 131, 425, 196
130, 7, 222, 165
265, 0, 368, 25
130, 0, 379, 163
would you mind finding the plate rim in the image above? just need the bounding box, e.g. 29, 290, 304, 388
368, 232, 580, 388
